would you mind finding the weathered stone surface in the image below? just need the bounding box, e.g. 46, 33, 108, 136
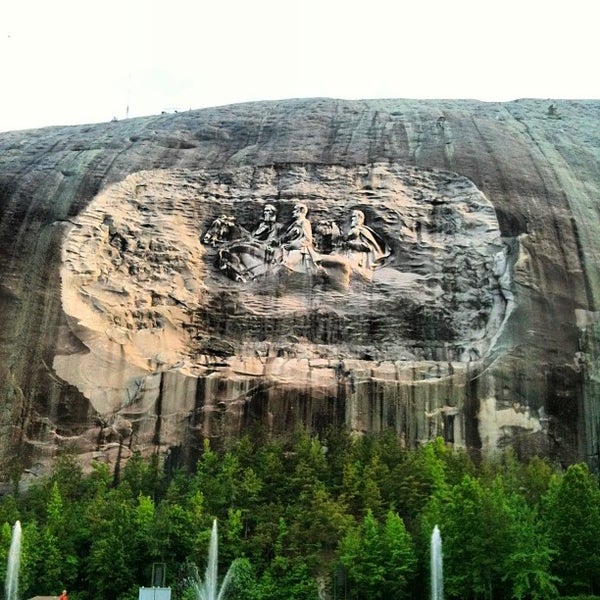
0, 98, 599, 478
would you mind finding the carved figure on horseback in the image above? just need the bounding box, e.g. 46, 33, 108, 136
202, 203, 390, 287
202, 212, 282, 282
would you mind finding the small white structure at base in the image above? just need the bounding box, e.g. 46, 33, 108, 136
138, 587, 171, 600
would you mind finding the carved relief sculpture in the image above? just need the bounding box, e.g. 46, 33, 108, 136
56, 162, 512, 454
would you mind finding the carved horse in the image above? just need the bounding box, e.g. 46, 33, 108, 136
202, 216, 282, 282
202, 215, 249, 247
203, 215, 355, 289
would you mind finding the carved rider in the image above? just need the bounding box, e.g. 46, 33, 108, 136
252, 203, 282, 244
344, 209, 388, 268
279, 202, 313, 251
251, 203, 283, 263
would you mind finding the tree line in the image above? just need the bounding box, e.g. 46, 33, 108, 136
1, 428, 600, 600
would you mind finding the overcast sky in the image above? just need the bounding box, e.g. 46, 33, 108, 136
1, 0, 597, 132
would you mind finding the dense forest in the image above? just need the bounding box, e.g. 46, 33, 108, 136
1, 428, 600, 600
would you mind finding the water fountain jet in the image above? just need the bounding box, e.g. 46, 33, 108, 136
190, 520, 234, 600
431, 524, 443, 600
5, 520, 21, 600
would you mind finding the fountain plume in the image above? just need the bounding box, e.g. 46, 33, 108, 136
190, 520, 234, 600
431, 524, 443, 600
5, 520, 21, 600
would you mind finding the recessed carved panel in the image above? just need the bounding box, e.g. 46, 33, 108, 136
60, 163, 509, 378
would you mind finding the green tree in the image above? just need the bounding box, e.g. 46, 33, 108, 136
381, 437, 454, 527
433, 475, 515, 600
283, 430, 329, 507
19, 520, 43, 599
34, 482, 79, 593
221, 557, 260, 600
193, 440, 242, 516
150, 487, 205, 569
544, 463, 600, 594
121, 451, 165, 499
50, 450, 85, 501
380, 510, 418, 597
257, 555, 319, 600
0, 521, 13, 589
339, 509, 416, 599
286, 482, 351, 573
520, 456, 554, 506
0, 495, 19, 530
84, 484, 140, 600
133, 494, 157, 584
502, 494, 558, 599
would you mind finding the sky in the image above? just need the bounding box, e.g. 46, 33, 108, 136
1, 0, 598, 133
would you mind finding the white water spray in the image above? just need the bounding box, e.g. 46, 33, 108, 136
5, 520, 21, 600
431, 524, 443, 600
191, 520, 234, 600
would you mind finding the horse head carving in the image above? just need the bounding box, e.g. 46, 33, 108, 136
202, 215, 247, 247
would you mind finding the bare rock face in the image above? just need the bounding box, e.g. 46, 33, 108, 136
0, 98, 599, 477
